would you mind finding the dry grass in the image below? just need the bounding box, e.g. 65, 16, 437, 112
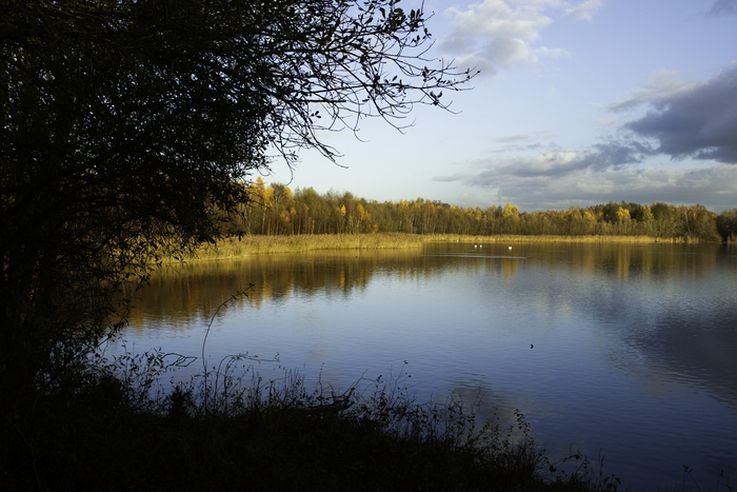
429, 234, 692, 244
190, 234, 425, 260
182, 233, 692, 261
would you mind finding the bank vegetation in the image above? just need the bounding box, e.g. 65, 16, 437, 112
216, 180, 736, 247
191, 233, 700, 260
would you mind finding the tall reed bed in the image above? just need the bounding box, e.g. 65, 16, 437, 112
192, 233, 425, 259
430, 234, 693, 244
184, 233, 692, 261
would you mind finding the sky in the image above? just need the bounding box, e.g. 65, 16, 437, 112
265, 0, 737, 211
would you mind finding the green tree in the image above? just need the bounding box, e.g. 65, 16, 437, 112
1, 0, 474, 399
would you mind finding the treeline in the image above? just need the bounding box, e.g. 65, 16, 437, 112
222, 178, 736, 242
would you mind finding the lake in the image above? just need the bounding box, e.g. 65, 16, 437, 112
121, 242, 737, 491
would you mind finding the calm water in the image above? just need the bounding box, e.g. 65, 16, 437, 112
122, 242, 737, 490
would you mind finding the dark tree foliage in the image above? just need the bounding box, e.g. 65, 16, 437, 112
716, 209, 737, 242
0, 0, 474, 394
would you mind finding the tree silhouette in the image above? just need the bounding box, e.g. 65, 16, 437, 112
0, 0, 475, 394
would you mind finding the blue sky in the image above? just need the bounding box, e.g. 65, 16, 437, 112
266, 0, 737, 211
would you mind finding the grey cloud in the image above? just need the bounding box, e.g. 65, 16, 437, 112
487, 37, 537, 66
576, 141, 652, 171
456, 165, 737, 211
608, 70, 695, 112
474, 141, 650, 180
490, 133, 557, 153
566, 0, 604, 21
437, 34, 474, 56
626, 66, 737, 163
434, 140, 650, 192
433, 173, 465, 183
456, 53, 499, 77
436, 65, 737, 210
494, 131, 556, 143
708, 0, 737, 16
495, 134, 537, 143
491, 143, 548, 153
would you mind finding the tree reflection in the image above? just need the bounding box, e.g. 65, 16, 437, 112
127, 243, 724, 329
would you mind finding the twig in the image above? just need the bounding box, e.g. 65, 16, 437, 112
201, 285, 254, 375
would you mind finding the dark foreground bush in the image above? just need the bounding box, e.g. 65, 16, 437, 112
2, 356, 606, 491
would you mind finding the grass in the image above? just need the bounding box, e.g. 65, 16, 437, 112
2, 348, 613, 491
186, 233, 690, 261
430, 234, 692, 244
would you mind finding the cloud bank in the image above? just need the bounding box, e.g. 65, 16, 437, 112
438, 164, 737, 211
436, 66, 737, 210
626, 66, 737, 164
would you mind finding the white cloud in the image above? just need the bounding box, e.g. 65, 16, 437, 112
446, 1, 553, 41
566, 0, 604, 21
441, 0, 586, 76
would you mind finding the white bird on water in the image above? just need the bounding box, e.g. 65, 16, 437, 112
508, 246, 513, 251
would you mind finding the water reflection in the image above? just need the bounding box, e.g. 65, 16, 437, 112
124, 242, 737, 491
127, 251, 510, 327
626, 303, 737, 410
128, 243, 723, 326
127, 243, 737, 409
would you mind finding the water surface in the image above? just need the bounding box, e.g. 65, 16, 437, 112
122, 242, 737, 490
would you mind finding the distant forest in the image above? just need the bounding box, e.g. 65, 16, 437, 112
223, 178, 737, 242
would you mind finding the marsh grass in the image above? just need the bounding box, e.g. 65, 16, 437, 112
430, 234, 693, 244
184, 233, 694, 261
191, 233, 426, 259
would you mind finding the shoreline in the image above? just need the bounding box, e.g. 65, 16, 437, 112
185, 233, 703, 261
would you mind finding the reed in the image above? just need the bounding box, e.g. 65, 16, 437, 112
190, 233, 425, 260
429, 234, 693, 244
182, 233, 693, 261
